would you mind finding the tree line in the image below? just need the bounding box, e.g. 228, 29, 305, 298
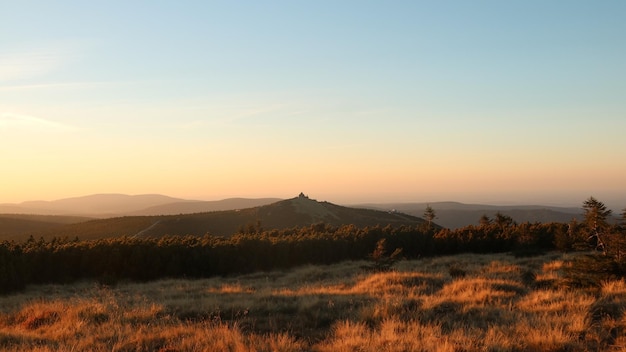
1, 197, 624, 294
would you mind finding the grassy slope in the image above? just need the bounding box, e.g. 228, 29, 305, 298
1, 252, 625, 351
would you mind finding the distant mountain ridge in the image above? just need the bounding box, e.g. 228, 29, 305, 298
0, 194, 281, 217
0, 214, 93, 242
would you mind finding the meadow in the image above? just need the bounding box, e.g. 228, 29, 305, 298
1, 251, 625, 351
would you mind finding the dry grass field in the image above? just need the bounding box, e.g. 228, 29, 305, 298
1, 252, 625, 351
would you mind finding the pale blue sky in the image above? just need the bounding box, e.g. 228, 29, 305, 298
2, 1, 625, 209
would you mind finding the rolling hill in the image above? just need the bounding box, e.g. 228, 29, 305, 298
0, 194, 280, 241
20, 195, 427, 241
0, 214, 93, 241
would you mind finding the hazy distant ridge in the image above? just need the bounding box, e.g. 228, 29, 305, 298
0, 194, 281, 217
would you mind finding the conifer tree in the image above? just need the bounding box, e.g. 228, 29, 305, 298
423, 205, 437, 228
479, 214, 491, 227
582, 196, 612, 251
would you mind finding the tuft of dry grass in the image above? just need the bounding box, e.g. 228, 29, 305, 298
1, 252, 625, 351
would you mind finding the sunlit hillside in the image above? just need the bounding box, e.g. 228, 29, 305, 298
1, 252, 624, 351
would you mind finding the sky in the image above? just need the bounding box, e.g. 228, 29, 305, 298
1, 1, 625, 210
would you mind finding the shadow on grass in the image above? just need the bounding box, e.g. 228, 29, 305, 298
0, 332, 54, 349
583, 294, 626, 348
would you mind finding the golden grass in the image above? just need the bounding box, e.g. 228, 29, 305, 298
1, 252, 625, 351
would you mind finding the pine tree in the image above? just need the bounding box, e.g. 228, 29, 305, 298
479, 214, 491, 227
494, 212, 514, 230
582, 196, 612, 251
423, 205, 437, 228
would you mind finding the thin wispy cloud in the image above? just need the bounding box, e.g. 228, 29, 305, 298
0, 81, 111, 91
0, 47, 73, 82
219, 104, 288, 124
0, 112, 75, 132
0, 80, 150, 92
172, 103, 291, 129
174, 119, 210, 129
